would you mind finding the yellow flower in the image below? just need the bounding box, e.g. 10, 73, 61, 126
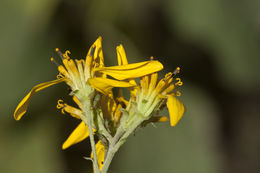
13, 37, 165, 153
88, 44, 163, 96
13, 36, 186, 173
135, 68, 185, 126
14, 37, 163, 121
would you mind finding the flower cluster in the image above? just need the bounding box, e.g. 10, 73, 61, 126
14, 37, 185, 173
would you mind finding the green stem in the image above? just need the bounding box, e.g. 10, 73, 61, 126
82, 101, 100, 173
101, 116, 143, 173
101, 144, 116, 173
97, 114, 112, 142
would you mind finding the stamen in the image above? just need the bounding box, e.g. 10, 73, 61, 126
55, 48, 65, 59
150, 56, 154, 60
90, 46, 96, 57
50, 57, 60, 66
172, 67, 180, 76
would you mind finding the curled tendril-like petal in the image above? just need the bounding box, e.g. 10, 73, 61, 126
57, 74, 64, 79
175, 78, 183, 86
176, 90, 181, 96
63, 50, 71, 59
56, 99, 66, 114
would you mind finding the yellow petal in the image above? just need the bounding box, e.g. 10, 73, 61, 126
155, 72, 173, 94
141, 75, 149, 94
62, 121, 96, 150
167, 95, 185, 127
147, 73, 158, 95
88, 77, 136, 95
93, 37, 104, 67
115, 47, 138, 96
86, 37, 104, 67
85, 37, 104, 78
91, 140, 105, 170
14, 78, 66, 121
93, 60, 163, 80
62, 104, 82, 119
116, 44, 128, 65
162, 84, 175, 95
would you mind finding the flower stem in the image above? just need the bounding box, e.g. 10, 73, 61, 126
101, 116, 143, 173
82, 99, 100, 173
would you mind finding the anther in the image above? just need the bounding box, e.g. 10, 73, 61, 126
150, 56, 154, 60
173, 67, 180, 75
50, 57, 60, 66
171, 67, 181, 77
90, 46, 96, 57
55, 48, 65, 59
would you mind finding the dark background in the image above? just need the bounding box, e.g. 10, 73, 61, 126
1, 0, 260, 173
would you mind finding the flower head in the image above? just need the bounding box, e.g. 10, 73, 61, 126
134, 68, 185, 126
14, 37, 163, 121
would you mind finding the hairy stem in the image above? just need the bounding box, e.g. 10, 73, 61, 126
101, 116, 143, 173
82, 100, 100, 173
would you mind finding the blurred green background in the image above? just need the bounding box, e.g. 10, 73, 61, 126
1, 0, 260, 173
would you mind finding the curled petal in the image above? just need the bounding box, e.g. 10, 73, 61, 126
93, 37, 104, 67
88, 77, 136, 95
91, 140, 105, 170
93, 60, 163, 80
86, 37, 104, 67
14, 78, 66, 121
85, 37, 104, 78
62, 121, 96, 150
167, 95, 185, 127
56, 100, 82, 119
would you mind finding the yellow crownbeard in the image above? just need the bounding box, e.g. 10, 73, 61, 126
13, 37, 165, 149
13, 37, 185, 171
